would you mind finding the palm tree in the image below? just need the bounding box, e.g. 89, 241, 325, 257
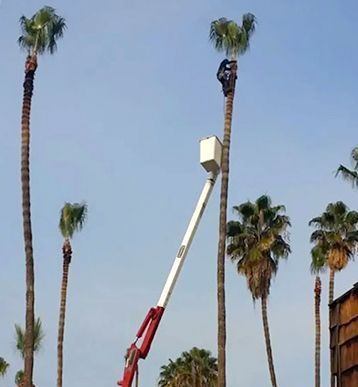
336, 147, 358, 188
18, 7, 66, 386
310, 246, 326, 387
14, 318, 44, 387
209, 14, 256, 386
158, 347, 218, 387
226, 195, 291, 387
0, 357, 9, 377
57, 202, 87, 387
309, 201, 358, 304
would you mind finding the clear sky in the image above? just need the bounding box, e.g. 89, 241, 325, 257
0, 0, 357, 386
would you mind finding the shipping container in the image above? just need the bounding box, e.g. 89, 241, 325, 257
330, 283, 358, 387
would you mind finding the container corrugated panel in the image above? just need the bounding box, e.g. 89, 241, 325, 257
330, 283, 358, 387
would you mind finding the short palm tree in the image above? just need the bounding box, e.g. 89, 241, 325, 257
18, 7, 66, 386
0, 357, 9, 377
309, 201, 358, 304
57, 202, 87, 387
310, 246, 326, 387
226, 195, 291, 387
15, 318, 44, 387
158, 347, 218, 387
209, 14, 256, 386
336, 147, 358, 188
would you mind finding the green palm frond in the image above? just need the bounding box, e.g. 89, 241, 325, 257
209, 13, 256, 58
15, 370, 24, 385
0, 357, 9, 377
18, 6, 66, 55
310, 245, 327, 274
346, 210, 358, 226
255, 195, 271, 211
59, 202, 88, 239
336, 146, 358, 188
336, 165, 358, 187
15, 317, 45, 359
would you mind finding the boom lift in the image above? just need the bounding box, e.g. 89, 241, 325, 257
118, 136, 222, 387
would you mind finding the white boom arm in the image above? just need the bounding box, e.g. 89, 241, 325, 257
157, 136, 222, 308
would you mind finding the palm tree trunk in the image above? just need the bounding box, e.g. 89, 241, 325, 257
21, 55, 38, 387
217, 59, 237, 387
314, 276, 321, 387
329, 269, 335, 387
57, 239, 72, 387
329, 270, 335, 304
261, 296, 278, 387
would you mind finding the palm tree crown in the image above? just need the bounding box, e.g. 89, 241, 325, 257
15, 317, 45, 359
209, 14, 256, 58
158, 347, 218, 387
309, 201, 358, 272
227, 195, 291, 300
18, 6, 66, 55
336, 147, 358, 188
59, 202, 87, 240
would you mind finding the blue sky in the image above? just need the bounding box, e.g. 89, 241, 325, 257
0, 0, 357, 386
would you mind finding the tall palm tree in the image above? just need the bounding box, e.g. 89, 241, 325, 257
57, 202, 87, 387
18, 7, 66, 386
0, 357, 9, 377
309, 201, 358, 304
226, 195, 291, 387
336, 147, 358, 188
310, 246, 327, 387
209, 14, 256, 386
14, 318, 44, 387
158, 347, 218, 387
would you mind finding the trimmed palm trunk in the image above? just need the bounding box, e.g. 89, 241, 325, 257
329, 270, 335, 387
261, 296, 277, 387
217, 59, 237, 387
57, 239, 72, 387
314, 276, 321, 387
328, 270, 335, 304
21, 54, 38, 387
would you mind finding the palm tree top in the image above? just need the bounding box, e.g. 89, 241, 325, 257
310, 245, 327, 274
59, 202, 88, 239
309, 201, 358, 231
18, 6, 66, 55
209, 13, 256, 57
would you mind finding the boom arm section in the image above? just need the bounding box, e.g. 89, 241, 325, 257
117, 136, 222, 387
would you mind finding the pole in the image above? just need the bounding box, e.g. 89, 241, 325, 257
157, 171, 218, 308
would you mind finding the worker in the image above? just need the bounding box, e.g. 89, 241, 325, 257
216, 59, 237, 97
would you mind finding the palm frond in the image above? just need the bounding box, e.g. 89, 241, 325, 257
18, 6, 66, 55
336, 164, 358, 187
209, 14, 256, 58
255, 195, 271, 211
15, 317, 45, 359
15, 370, 24, 385
310, 245, 327, 274
59, 202, 88, 239
0, 357, 9, 377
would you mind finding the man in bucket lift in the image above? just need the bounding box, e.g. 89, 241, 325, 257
216, 59, 237, 97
